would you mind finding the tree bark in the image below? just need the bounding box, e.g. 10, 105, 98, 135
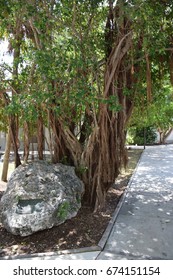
9, 115, 21, 168
37, 115, 44, 160
81, 31, 133, 210
1, 129, 11, 182
23, 121, 30, 163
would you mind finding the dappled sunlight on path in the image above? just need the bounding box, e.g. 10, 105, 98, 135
97, 145, 173, 260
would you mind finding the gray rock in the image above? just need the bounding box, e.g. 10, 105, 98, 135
0, 161, 84, 236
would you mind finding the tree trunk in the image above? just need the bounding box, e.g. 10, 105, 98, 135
23, 121, 30, 163
81, 30, 133, 210
78, 2, 134, 210
47, 111, 54, 162
163, 128, 172, 143
31, 139, 35, 160
37, 115, 44, 160
1, 129, 11, 182
48, 110, 74, 164
9, 115, 21, 168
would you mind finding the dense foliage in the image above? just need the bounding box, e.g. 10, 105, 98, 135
128, 126, 157, 146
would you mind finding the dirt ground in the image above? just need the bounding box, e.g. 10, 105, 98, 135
0, 149, 142, 257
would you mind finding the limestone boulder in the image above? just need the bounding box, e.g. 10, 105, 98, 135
0, 161, 84, 236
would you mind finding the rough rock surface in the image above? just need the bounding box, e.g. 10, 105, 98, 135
0, 161, 84, 236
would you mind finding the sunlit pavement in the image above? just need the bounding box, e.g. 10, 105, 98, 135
97, 145, 173, 259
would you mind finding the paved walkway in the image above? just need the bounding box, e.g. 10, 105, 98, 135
97, 145, 173, 259
1, 145, 173, 260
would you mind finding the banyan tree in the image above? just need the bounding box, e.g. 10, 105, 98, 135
1, 0, 173, 210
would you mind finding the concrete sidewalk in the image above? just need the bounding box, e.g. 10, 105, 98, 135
97, 145, 173, 260
1, 145, 173, 260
